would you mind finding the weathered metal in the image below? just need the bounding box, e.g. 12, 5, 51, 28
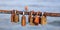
43, 12, 60, 17
41, 15, 47, 25
33, 12, 40, 25
21, 12, 26, 26
0, 10, 60, 25
28, 11, 34, 25
17, 11, 42, 16
0, 10, 11, 14
11, 10, 15, 22
11, 10, 19, 23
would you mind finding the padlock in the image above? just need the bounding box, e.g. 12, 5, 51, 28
33, 12, 39, 25
14, 14, 19, 23
14, 10, 19, 23
11, 10, 15, 22
11, 14, 14, 22
21, 12, 26, 26
28, 11, 34, 25
41, 15, 47, 25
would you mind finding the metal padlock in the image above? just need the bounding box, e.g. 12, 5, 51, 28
21, 12, 26, 26
28, 11, 34, 25
34, 12, 39, 25
41, 15, 47, 25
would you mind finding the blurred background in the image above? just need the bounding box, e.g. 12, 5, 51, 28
0, 0, 60, 30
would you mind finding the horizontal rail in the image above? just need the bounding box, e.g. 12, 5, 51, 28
17, 11, 42, 16
0, 10, 12, 14
43, 12, 60, 17
0, 10, 42, 16
0, 10, 60, 17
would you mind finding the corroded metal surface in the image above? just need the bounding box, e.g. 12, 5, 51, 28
0, 10, 60, 17
0, 10, 12, 14
17, 11, 42, 16
43, 12, 60, 17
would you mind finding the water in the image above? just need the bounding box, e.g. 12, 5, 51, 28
0, 0, 60, 30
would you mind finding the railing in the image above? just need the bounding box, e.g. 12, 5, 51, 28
0, 10, 60, 17
43, 12, 60, 17
0, 10, 60, 26
0, 6, 60, 26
